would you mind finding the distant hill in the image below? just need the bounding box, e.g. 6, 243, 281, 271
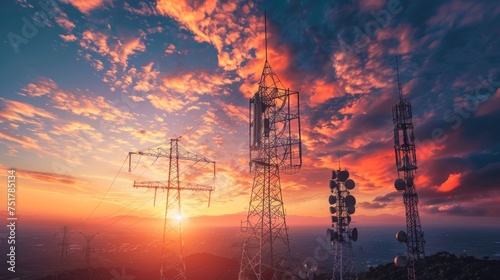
356, 251, 500, 280
31, 251, 500, 280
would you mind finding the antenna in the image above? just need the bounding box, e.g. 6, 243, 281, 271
392, 57, 427, 280
326, 168, 358, 279
265, 11, 268, 62
240, 12, 302, 280
338, 150, 341, 170
396, 53, 403, 102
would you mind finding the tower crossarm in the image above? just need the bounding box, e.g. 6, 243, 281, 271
128, 144, 215, 175
129, 148, 170, 158
133, 180, 214, 192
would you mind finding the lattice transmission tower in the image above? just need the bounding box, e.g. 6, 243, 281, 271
326, 169, 358, 280
128, 137, 215, 280
80, 232, 98, 270
392, 55, 427, 280
239, 13, 302, 280
52, 225, 71, 280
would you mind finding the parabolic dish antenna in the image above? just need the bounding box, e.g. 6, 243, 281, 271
396, 230, 408, 243
331, 216, 338, 223
331, 170, 337, 180
329, 195, 337, 205
351, 228, 358, 242
347, 205, 355, 214
330, 206, 336, 214
394, 178, 406, 191
327, 228, 338, 241
345, 195, 356, 206
338, 170, 349, 181
394, 255, 408, 268
329, 180, 338, 190
345, 179, 355, 190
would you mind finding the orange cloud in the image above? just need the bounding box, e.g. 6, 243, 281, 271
309, 79, 343, 106
66, 0, 111, 14
0, 131, 41, 153
0, 98, 56, 124
437, 173, 462, 192
59, 34, 77, 42
147, 93, 189, 113
133, 62, 159, 92
20, 169, 79, 185
20, 77, 135, 122
55, 10, 75, 32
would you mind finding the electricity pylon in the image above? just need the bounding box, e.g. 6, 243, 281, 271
392, 55, 427, 280
239, 13, 302, 280
128, 137, 215, 280
52, 225, 70, 280
80, 232, 98, 269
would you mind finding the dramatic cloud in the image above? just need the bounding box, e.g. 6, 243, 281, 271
1, 0, 499, 222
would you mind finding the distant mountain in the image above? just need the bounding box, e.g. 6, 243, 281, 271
356, 251, 500, 280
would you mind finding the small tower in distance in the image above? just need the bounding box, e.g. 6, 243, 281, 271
326, 168, 358, 280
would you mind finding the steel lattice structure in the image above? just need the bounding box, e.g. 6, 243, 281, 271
327, 169, 358, 280
239, 13, 302, 280
392, 56, 427, 280
80, 232, 98, 270
129, 138, 215, 280
52, 225, 71, 280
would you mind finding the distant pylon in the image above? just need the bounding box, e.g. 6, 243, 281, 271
392, 54, 427, 280
239, 12, 302, 280
326, 168, 358, 280
80, 232, 98, 269
128, 137, 215, 280
52, 225, 70, 280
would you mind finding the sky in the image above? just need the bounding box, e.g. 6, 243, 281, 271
0, 0, 499, 228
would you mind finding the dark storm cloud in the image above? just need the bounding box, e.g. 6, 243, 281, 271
373, 191, 400, 203
425, 204, 487, 216
308, 94, 360, 125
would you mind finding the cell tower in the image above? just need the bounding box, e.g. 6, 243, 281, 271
128, 137, 215, 280
239, 13, 302, 280
392, 55, 427, 280
326, 169, 358, 280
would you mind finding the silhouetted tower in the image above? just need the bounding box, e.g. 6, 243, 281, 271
60, 226, 69, 266
52, 225, 70, 280
128, 137, 215, 280
239, 13, 302, 280
392, 55, 427, 280
326, 169, 358, 280
80, 232, 98, 269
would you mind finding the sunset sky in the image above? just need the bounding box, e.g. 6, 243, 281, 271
1, 0, 499, 228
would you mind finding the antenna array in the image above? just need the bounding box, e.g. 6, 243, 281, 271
327, 169, 358, 280
239, 12, 302, 280
392, 55, 427, 280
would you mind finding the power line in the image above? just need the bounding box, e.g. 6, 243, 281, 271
79, 155, 130, 225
